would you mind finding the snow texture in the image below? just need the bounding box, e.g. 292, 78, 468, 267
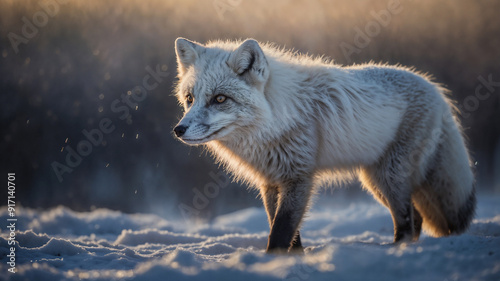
1, 195, 499, 281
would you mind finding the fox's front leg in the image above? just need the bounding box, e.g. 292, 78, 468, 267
266, 179, 312, 253
261, 184, 304, 252
260, 185, 279, 227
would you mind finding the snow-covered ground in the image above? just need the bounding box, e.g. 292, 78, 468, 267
1, 194, 499, 281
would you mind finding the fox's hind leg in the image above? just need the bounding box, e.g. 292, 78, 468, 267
360, 168, 422, 243
412, 205, 423, 240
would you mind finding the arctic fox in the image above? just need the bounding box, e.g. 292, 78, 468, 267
173, 38, 476, 253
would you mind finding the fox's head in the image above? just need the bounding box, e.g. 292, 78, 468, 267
173, 38, 271, 145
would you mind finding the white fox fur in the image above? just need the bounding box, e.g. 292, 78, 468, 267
173, 38, 476, 252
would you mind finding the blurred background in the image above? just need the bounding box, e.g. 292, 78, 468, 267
1, 0, 499, 220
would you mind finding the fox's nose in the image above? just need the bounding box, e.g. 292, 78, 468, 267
174, 125, 187, 137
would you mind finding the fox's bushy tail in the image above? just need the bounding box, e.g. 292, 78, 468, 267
412, 110, 476, 237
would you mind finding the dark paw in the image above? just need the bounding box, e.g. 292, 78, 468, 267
393, 232, 414, 244
266, 246, 289, 254
288, 245, 305, 255
266, 244, 305, 254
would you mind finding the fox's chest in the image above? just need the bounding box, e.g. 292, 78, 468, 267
209, 130, 316, 186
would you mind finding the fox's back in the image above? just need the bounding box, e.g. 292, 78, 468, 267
310, 64, 445, 169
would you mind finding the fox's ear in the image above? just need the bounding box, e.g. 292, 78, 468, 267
228, 39, 269, 90
175, 38, 203, 76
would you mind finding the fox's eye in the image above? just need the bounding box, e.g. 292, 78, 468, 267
186, 94, 194, 104
215, 95, 227, 104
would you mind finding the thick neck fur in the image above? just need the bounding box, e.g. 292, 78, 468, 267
208, 55, 327, 187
